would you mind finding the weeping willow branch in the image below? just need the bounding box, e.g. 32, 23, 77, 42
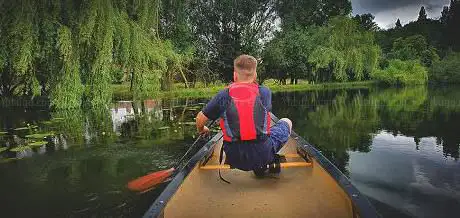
0, 0, 180, 108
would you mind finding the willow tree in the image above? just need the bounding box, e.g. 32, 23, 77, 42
0, 0, 39, 96
0, 0, 178, 108
309, 17, 381, 82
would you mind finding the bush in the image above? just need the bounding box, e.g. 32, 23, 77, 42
372, 59, 428, 85
430, 52, 460, 84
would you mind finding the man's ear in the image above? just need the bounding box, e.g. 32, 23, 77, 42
233, 71, 238, 82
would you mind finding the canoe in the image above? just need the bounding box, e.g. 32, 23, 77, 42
143, 115, 379, 218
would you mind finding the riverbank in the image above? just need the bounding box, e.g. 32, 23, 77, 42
113, 81, 377, 100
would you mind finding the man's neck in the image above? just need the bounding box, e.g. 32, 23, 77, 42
234, 80, 254, 84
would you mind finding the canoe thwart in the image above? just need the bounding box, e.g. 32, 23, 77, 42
200, 162, 312, 170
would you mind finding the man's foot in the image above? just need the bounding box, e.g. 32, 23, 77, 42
253, 166, 268, 178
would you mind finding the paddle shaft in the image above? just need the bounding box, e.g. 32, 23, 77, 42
174, 119, 217, 170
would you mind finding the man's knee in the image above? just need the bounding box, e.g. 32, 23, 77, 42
280, 118, 292, 133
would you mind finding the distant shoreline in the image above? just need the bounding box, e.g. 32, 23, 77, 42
113, 81, 377, 100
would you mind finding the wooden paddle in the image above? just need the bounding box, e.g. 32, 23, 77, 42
127, 119, 216, 192
127, 135, 204, 192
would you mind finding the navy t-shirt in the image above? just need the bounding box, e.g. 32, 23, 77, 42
202, 85, 273, 171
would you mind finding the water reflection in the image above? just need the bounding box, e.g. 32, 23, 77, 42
272, 86, 460, 217
0, 98, 207, 217
1, 87, 460, 217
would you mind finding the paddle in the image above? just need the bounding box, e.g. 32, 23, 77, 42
127, 121, 215, 192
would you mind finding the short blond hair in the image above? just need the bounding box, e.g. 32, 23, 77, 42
234, 54, 257, 80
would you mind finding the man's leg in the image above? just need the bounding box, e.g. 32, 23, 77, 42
270, 118, 292, 152
254, 118, 293, 177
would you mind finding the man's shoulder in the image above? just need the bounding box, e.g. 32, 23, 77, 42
215, 88, 230, 98
258, 85, 272, 96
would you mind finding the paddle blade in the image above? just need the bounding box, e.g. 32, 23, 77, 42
127, 168, 175, 192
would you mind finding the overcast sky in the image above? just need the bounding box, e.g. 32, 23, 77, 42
352, 0, 451, 29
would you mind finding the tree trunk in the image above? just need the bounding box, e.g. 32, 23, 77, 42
179, 69, 189, 88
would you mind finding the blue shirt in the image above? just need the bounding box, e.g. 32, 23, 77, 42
202, 85, 273, 171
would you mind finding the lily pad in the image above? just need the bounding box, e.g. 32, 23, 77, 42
13, 126, 38, 131
41, 121, 54, 125
51, 117, 65, 121
0, 147, 8, 153
10, 146, 31, 152
0, 131, 7, 135
25, 133, 54, 139
158, 126, 170, 130
0, 158, 18, 164
28, 141, 48, 147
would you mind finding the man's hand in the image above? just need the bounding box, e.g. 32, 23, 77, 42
196, 111, 210, 135
199, 126, 210, 135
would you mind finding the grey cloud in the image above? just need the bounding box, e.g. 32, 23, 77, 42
352, 0, 451, 29
352, 0, 419, 14
352, 0, 450, 14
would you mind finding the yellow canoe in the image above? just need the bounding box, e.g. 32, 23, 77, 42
143, 116, 379, 218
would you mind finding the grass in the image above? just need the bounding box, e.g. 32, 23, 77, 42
112, 80, 377, 100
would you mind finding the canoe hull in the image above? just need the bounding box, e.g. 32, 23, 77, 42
142, 116, 379, 218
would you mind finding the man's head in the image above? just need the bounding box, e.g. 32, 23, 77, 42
233, 54, 257, 83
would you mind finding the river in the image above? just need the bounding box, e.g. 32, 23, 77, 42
0, 86, 459, 217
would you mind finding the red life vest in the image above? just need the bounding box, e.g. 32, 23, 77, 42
219, 83, 270, 142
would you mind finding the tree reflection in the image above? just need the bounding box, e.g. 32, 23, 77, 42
273, 89, 379, 174
273, 86, 460, 174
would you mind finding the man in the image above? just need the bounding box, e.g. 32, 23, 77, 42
195, 54, 292, 175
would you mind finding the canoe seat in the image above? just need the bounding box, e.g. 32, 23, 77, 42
200, 162, 312, 170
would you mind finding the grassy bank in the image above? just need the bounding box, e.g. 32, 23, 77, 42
113, 80, 377, 100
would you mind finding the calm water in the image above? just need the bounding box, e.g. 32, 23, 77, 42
1, 86, 460, 217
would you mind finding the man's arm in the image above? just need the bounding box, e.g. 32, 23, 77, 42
196, 111, 209, 135
260, 86, 272, 111
195, 90, 227, 134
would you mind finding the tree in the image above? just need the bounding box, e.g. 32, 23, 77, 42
430, 52, 460, 84
441, 6, 450, 25
446, 0, 460, 51
309, 17, 381, 82
0, 0, 181, 108
395, 19, 402, 28
188, 0, 278, 82
263, 17, 381, 83
275, 0, 352, 28
372, 59, 428, 85
389, 35, 440, 67
262, 28, 318, 84
418, 6, 427, 21
353, 14, 380, 31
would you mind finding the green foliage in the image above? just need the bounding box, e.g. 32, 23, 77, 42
263, 17, 380, 83
445, 0, 460, 51
262, 28, 317, 83
309, 17, 381, 82
372, 59, 428, 85
353, 14, 379, 31
50, 26, 83, 109
389, 35, 439, 67
430, 52, 460, 83
188, 0, 278, 81
275, 0, 352, 28
0, 0, 180, 108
